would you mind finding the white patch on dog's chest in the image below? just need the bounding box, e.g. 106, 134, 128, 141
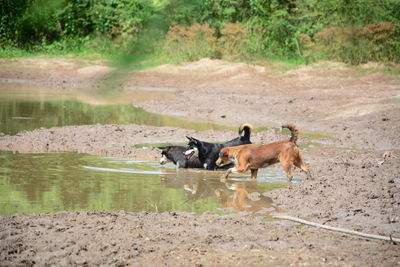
203, 163, 208, 169
232, 156, 238, 165
184, 147, 199, 158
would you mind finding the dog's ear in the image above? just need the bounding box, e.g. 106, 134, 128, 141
186, 136, 198, 144
157, 146, 167, 151
219, 151, 228, 158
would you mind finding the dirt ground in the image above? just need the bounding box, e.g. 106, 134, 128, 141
0, 57, 400, 266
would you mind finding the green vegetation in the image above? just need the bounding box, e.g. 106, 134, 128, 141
1, 0, 400, 65
133, 142, 187, 149
301, 130, 335, 141
298, 141, 323, 150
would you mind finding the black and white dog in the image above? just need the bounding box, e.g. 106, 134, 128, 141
185, 123, 252, 170
159, 145, 203, 168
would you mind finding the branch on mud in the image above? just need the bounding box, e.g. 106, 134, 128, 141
272, 214, 400, 244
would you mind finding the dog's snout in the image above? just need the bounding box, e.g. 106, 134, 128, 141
159, 155, 169, 165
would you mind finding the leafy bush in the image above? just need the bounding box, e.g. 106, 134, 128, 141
299, 22, 398, 64
219, 22, 249, 60
163, 23, 218, 62
1, 0, 399, 64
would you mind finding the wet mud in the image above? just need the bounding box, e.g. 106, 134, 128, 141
0, 57, 399, 266
1, 211, 399, 266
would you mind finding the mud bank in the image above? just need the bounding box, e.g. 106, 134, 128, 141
0, 124, 285, 160
1, 211, 399, 266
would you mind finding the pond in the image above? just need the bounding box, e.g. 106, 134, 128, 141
0, 86, 291, 216
0, 90, 229, 135
0, 152, 291, 216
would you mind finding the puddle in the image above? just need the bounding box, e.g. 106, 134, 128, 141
0, 83, 294, 216
0, 95, 229, 135
0, 151, 291, 216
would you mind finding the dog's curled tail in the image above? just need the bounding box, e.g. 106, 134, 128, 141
238, 123, 253, 140
282, 123, 299, 144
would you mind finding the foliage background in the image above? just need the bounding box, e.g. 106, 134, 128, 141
1, 0, 399, 64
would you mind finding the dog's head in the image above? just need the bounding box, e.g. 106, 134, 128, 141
184, 136, 200, 160
158, 146, 172, 165
216, 148, 232, 166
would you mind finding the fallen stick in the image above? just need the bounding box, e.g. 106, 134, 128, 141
272, 214, 400, 243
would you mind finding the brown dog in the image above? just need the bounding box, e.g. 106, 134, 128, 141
216, 124, 311, 182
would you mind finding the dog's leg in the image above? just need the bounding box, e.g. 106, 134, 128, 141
222, 165, 249, 182
294, 156, 312, 180
222, 167, 235, 181
280, 161, 294, 182
279, 153, 294, 182
300, 164, 312, 180
250, 169, 258, 179
221, 166, 243, 181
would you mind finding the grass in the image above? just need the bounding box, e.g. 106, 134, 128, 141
264, 217, 277, 222
0, 47, 31, 58
353, 63, 400, 77
108, 53, 172, 70
0, 46, 170, 74
3, 43, 400, 77
252, 126, 271, 133
301, 130, 335, 140
0, 36, 303, 73
133, 142, 188, 149
266, 56, 306, 72
298, 142, 324, 149
0, 46, 108, 61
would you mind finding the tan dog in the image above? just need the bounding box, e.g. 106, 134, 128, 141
216, 124, 311, 182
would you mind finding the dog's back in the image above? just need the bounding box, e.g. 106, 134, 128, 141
185, 123, 252, 170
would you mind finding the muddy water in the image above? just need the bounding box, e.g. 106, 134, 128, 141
0, 87, 287, 216
0, 151, 289, 216
0, 93, 229, 135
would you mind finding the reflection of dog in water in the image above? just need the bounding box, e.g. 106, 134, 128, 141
215, 182, 283, 214
216, 123, 311, 182
160, 170, 226, 202
183, 178, 226, 202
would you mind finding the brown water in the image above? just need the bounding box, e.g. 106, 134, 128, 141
0, 151, 290, 216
